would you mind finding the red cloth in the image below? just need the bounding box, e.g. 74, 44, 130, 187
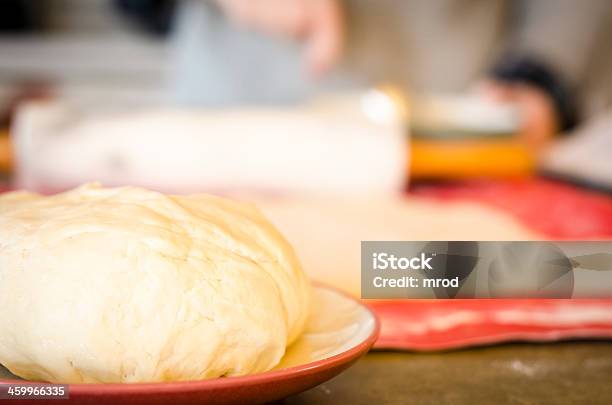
374, 178, 612, 350
371, 299, 612, 350
411, 178, 612, 239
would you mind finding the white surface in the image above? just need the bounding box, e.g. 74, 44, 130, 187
12, 98, 407, 195
411, 94, 521, 135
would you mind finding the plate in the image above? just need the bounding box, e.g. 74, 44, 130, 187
0, 285, 379, 404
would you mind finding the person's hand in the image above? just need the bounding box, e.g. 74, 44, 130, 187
477, 80, 559, 151
214, 0, 344, 76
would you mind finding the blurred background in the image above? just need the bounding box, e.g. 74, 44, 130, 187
0, 0, 611, 293
2, 3, 612, 400
1, 0, 612, 188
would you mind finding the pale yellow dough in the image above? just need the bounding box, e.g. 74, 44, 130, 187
0, 184, 310, 383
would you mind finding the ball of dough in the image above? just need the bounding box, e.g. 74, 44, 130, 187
0, 184, 310, 383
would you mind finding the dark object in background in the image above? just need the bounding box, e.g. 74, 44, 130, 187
114, 0, 177, 36
0, 0, 48, 32
540, 168, 612, 195
492, 55, 578, 133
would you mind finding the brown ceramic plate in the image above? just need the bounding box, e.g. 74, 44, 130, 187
0, 284, 379, 405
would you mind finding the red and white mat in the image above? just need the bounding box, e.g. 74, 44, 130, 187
370, 299, 612, 350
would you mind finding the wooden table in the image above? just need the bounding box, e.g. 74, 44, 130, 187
284, 342, 612, 404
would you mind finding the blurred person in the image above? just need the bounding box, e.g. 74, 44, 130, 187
170, 0, 612, 150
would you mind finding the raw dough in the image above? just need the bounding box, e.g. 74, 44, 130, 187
0, 184, 310, 383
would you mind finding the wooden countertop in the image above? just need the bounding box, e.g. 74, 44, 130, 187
286, 342, 612, 404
